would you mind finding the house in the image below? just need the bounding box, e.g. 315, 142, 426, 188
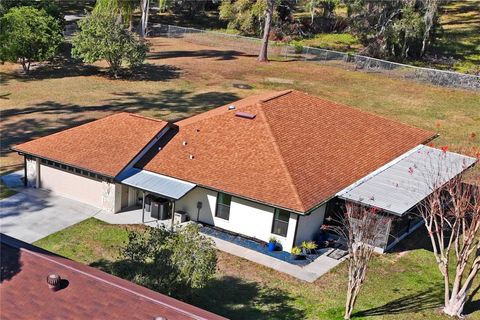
0, 234, 225, 320
13, 90, 477, 253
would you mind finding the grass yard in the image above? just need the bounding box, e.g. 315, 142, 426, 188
34, 218, 480, 320
0, 180, 16, 199
1, 36, 478, 176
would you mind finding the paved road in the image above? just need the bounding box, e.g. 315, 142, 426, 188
0, 187, 101, 243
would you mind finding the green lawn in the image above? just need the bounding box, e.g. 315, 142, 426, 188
34, 218, 480, 320
0, 180, 16, 199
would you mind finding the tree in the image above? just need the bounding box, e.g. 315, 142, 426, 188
323, 203, 392, 319
219, 0, 267, 36
0, 6, 62, 74
305, 0, 339, 24
348, 0, 441, 60
416, 150, 479, 317
94, 0, 140, 31
0, 0, 63, 22
116, 224, 217, 299
258, 0, 275, 61
71, 12, 149, 78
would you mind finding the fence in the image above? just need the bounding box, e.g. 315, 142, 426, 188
149, 24, 480, 91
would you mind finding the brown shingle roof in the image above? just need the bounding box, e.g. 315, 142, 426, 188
13, 113, 169, 177
0, 235, 226, 320
143, 90, 436, 213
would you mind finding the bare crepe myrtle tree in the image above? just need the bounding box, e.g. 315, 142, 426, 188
416, 148, 479, 317
323, 203, 392, 319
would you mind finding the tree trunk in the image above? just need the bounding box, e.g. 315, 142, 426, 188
258, 0, 274, 62
443, 293, 468, 318
140, 0, 150, 39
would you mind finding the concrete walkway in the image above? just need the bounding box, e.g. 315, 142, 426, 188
99, 209, 344, 282
208, 236, 343, 282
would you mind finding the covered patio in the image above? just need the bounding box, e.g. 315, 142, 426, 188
116, 167, 196, 227
335, 144, 477, 252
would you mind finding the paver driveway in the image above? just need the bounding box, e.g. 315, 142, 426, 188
0, 188, 101, 243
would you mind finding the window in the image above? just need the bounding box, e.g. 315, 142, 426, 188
272, 209, 290, 237
215, 193, 232, 220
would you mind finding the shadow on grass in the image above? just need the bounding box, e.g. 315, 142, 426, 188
148, 49, 254, 61
353, 287, 443, 317
91, 258, 304, 320
193, 276, 305, 320
464, 284, 480, 316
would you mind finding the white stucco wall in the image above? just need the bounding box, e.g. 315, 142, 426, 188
175, 187, 298, 251
294, 204, 326, 246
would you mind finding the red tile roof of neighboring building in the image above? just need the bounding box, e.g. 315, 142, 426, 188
0, 234, 226, 320
13, 113, 169, 178
143, 90, 436, 213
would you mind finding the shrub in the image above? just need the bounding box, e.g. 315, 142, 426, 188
291, 246, 302, 255
0, 6, 62, 73
268, 236, 277, 243
71, 12, 149, 78
115, 224, 217, 299
302, 240, 318, 254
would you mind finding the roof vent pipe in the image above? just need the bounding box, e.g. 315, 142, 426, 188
228, 105, 236, 110
46, 274, 61, 291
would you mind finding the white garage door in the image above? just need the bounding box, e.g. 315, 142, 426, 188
40, 165, 104, 209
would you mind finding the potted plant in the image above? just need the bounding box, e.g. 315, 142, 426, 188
291, 246, 302, 260
268, 236, 277, 252
302, 241, 318, 255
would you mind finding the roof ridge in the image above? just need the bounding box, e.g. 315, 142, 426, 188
11, 113, 155, 150
128, 112, 168, 123
176, 91, 289, 127
258, 89, 293, 103
256, 105, 306, 212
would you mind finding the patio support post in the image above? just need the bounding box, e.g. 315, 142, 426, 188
23, 156, 27, 187
35, 158, 40, 188
170, 200, 175, 232
142, 191, 145, 224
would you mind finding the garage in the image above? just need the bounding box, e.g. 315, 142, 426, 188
39, 163, 105, 209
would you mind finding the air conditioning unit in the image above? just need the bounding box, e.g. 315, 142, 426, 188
151, 200, 170, 220
174, 211, 189, 225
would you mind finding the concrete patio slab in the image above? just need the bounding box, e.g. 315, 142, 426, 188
0, 188, 101, 243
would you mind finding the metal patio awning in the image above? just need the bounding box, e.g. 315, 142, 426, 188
118, 168, 196, 200
337, 145, 477, 216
